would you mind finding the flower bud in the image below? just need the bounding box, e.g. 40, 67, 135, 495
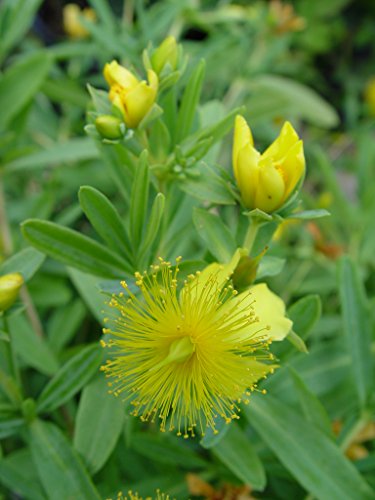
233, 115, 305, 213
151, 36, 178, 74
103, 61, 158, 129
63, 3, 96, 39
95, 115, 124, 140
0, 273, 23, 312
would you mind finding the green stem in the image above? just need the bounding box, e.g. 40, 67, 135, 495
243, 218, 261, 254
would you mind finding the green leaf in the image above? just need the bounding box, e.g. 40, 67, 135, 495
193, 208, 236, 262
245, 394, 375, 499
138, 193, 165, 265
338, 256, 373, 408
257, 256, 286, 280
79, 186, 133, 265
29, 419, 101, 500
67, 268, 112, 325
287, 209, 330, 220
0, 417, 24, 439
211, 423, 266, 490
37, 344, 102, 413
0, 449, 45, 500
0, 247, 45, 282
47, 299, 87, 352
9, 314, 59, 376
288, 295, 322, 341
248, 75, 339, 128
5, 138, 98, 173
129, 151, 149, 253
288, 367, 333, 438
74, 376, 124, 474
0, 0, 43, 60
200, 416, 231, 448
87, 0, 117, 33
131, 433, 207, 469
176, 60, 206, 143
0, 51, 51, 130
21, 219, 129, 278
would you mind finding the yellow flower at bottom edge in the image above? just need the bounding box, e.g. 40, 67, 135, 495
233, 115, 305, 213
107, 490, 170, 500
101, 254, 292, 438
104, 61, 158, 129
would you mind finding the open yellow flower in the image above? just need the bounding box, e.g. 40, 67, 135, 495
233, 115, 305, 213
101, 255, 291, 437
104, 61, 158, 129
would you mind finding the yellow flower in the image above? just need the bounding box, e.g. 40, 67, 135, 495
63, 3, 96, 39
151, 36, 178, 74
233, 115, 305, 213
0, 273, 23, 312
101, 255, 291, 437
364, 77, 375, 116
104, 61, 158, 129
106, 490, 170, 500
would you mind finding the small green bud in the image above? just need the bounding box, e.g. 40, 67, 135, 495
21, 398, 37, 423
95, 115, 124, 140
232, 248, 268, 289
0, 273, 23, 312
151, 36, 178, 74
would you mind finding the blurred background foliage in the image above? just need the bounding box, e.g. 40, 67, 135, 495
0, 0, 374, 499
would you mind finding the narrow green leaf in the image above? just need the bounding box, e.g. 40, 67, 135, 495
9, 314, 59, 376
79, 186, 133, 265
288, 295, 321, 341
245, 394, 375, 499
138, 193, 165, 264
176, 60, 206, 143
48, 299, 87, 352
0, 51, 51, 130
0, 417, 24, 439
338, 256, 373, 408
5, 138, 98, 173
74, 376, 124, 474
0, 449, 45, 500
193, 208, 236, 262
37, 344, 102, 413
287, 209, 330, 220
129, 151, 149, 252
211, 423, 266, 490
29, 419, 101, 500
0, 247, 45, 282
22, 219, 129, 278
288, 367, 333, 438
0, 0, 43, 59
87, 0, 117, 33
131, 433, 207, 469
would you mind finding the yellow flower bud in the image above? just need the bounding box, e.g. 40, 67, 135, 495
151, 36, 178, 74
103, 61, 158, 129
63, 4, 96, 39
233, 115, 305, 213
95, 115, 124, 140
0, 273, 23, 312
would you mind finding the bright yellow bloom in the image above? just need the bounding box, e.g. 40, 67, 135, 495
0, 273, 23, 312
364, 77, 375, 116
104, 61, 158, 129
63, 4, 96, 39
151, 36, 178, 74
233, 115, 305, 213
101, 256, 291, 437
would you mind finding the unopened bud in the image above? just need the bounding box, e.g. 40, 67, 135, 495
151, 36, 178, 74
0, 273, 23, 312
95, 115, 124, 140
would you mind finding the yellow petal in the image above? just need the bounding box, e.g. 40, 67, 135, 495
254, 163, 285, 212
123, 80, 157, 128
280, 139, 305, 200
262, 121, 299, 162
233, 115, 254, 174
103, 61, 139, 89
147, 69, 159, 93
250, 283, 292, 341
236, 143, 260, 208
